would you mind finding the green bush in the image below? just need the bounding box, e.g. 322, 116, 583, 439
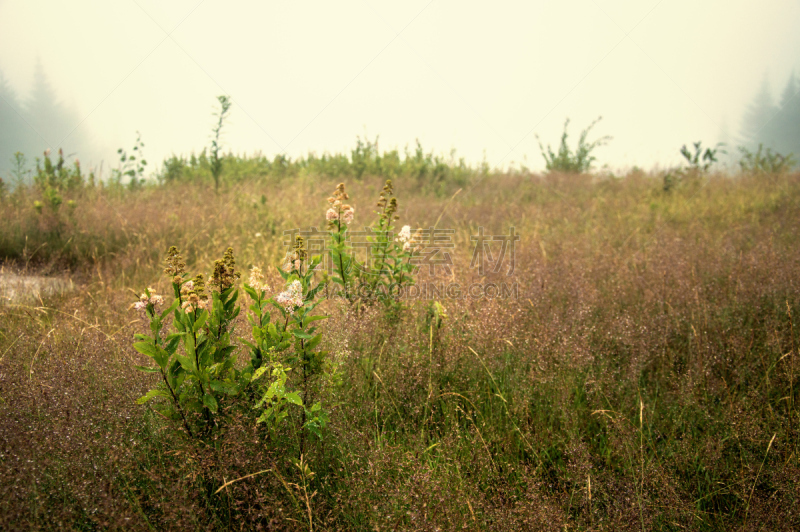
738, 143, 797, 174
536, 116, 611, 173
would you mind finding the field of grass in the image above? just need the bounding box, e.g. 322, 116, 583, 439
1, 165, 799, 530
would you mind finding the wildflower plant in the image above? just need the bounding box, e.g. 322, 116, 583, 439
113, 132, 147, 189
354, 180, 417, 306
326, 183, 356, 302
243, 234, 330, 448
33, 148, 83, 213
133, 246, 245, 437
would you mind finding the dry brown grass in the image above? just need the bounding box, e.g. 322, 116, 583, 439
1, 170, 799, 530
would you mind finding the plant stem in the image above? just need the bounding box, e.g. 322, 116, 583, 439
787, 301, 796, 458
160, 368, 193, 438
300, 336, 307, 457
336, 222, 350, 301
192, 327, 213, 428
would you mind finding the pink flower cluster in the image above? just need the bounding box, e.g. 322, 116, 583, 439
275, 280, 304, 312
133, 288, 164, 312
281, 253, 302, 273
326, 202, 355, 225
181, 295, 208, 312
180, 280, 195, 295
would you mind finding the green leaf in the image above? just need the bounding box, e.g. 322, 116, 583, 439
305, 333, 323, 351
183, 398, 204, 413
221, 286, 235, 300
210, 380, 239, 396
174, 317, 188, 333
228, 289, 239, 306
217, 345, 236, 359
285, 392, 303, 406
134, 364, 161, 374
252, 366, 268, 381
307, 283, 327, 300
302, 315, 328, 328
136, 389, 170, 404
277, 267, 290, 281
165, 333, 184, 354
193, 309, 209, 332
243, 284, 257, 300
202, 394, 219, 413
133, 341, 159, 358
134, 341, 169, 369
176, 354, 195, 371
292, 330, 313, 340
153, 346, 170, 369
160, 299, 179, 320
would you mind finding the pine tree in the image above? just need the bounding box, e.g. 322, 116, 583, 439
740, 76, 779, 149
25, 59, 67, 150
24, 59, 90, 161
773, 72, 800, 157
0, 69, 37, 179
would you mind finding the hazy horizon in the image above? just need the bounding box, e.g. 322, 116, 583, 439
1, 0, 799, 178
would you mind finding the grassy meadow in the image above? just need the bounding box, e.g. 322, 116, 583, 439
1, 157, 799, 530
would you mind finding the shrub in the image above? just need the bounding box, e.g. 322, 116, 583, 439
738, 143, 797, 174
680, 140, 724, 173
111, 132, 147, 189
210, 95, 232, 192
536, 116, 611, 173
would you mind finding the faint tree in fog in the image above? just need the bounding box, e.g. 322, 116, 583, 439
772, 72, 800, 157
740, 76, 779, 148
0, 69, 36, 177
0, 60, 90, 182
740, 72, 800, 163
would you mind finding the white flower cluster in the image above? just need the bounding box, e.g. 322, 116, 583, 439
395, 225, 415, 252
275, 280, 304, 312
133, 288, 164, 312
248, 266, 270, 293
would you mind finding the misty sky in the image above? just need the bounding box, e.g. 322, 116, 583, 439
1, 0, 799, 175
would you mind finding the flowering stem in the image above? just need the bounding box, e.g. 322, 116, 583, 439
192, 325, 213, 428
300, 336, 307, 457
370, 223, 391, 297
336, 222, 350, 301
151, 308, 193, 437
160, 368, 193, 438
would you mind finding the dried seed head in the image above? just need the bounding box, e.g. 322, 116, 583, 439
164, 246, 186, 279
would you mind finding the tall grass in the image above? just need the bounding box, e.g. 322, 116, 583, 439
1, 167, 799, 530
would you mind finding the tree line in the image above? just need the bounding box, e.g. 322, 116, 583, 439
0, 61, 90, 183
740, 72, 800, 158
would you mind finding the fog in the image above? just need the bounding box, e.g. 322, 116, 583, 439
1, 0, 799, 179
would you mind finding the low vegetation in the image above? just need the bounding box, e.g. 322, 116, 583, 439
1, 126, 799, 530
